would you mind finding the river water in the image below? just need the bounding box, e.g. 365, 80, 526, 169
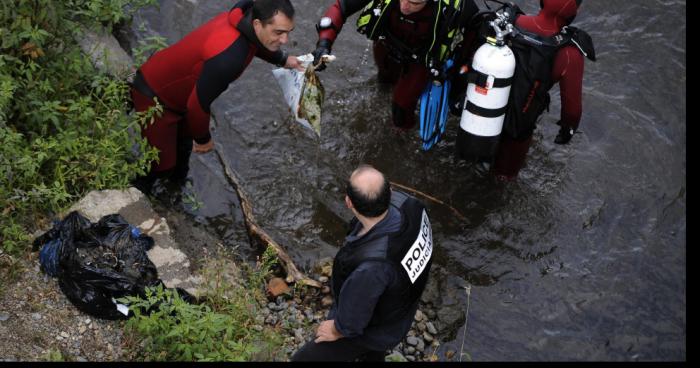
130, 0, 685, 361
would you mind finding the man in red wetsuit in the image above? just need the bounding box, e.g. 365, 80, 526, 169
311, 0, 479, 131
492, 0, 591, 181
131, 0, 303, 192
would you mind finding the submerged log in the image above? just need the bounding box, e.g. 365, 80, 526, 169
390, 181, 467, 222
213, 144, 322, 288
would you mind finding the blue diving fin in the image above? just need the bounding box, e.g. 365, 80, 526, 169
419, 59, 453, 151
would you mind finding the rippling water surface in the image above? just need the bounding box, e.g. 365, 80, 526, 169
132, 0, 685, 360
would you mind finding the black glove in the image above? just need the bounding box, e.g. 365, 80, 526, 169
312, 39, 332, 71
554, 122, 575, 145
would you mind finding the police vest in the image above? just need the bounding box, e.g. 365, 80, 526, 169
486, 21, 595, 139
332, 190, 433, 326
356, 0, 467, 72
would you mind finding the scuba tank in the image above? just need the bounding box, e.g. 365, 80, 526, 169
456, 7, 517, 162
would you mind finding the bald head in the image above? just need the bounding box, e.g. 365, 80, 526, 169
346, 165, 391, 218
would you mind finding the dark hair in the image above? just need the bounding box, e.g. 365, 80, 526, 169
346, 167, 391, 218
252, 0, 294, 24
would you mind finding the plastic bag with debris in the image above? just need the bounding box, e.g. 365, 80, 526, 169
33, 211, 162, 320
271, 53, 335, 137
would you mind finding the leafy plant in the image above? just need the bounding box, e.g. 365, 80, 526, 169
132, 34, 168, 66
120, 252, 287, 362
0, 0, 159, 255
42, 348, 65, 362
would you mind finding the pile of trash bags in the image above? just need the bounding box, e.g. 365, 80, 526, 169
33, 211, 182, 320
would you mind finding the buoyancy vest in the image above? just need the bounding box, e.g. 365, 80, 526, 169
332, 190, 433, 326
356, 0, 471, 73
470, 10, 595, 139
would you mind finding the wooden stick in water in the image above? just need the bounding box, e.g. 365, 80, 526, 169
390, 181, 467, 222
213, 144, 322, 288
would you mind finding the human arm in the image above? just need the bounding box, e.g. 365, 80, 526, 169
186, 41, 250, 145
330, 261, 394, 339
284, 55, 305, 71
552, 46, 585, 144
312, 0, 372, 70
255, 45, 289, 67
254, 44, 305, 71
315, 319, 345, 343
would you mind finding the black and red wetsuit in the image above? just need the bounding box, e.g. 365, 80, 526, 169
319, 0, 464, 130
493, 0, 585, 180
131, 0, 286, 175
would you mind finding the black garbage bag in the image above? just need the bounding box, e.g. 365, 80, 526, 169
33, 211, 164, 320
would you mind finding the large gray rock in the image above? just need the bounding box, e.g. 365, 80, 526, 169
68, 187, 201, 296
76, 26, 134, 79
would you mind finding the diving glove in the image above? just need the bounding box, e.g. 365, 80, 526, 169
312, 39, 332, 71
554, 122, 575, 145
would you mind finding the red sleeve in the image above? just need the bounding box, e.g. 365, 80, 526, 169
551, 46, 585, 130
319, 0, 372, 43
186, 85, 212, 144
319, 0, 345, 42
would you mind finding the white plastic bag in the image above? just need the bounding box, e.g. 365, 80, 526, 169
272, 54, 333, 137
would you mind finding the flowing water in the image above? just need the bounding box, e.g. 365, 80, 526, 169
130, 0, 685, 360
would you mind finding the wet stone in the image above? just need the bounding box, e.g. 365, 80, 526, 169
321, 295, 333, 307
426, 321, 437, 335
294, 328, 305, 343
265, 314, 278, 325
416, 338, 425, 352
406, 336, 419, 346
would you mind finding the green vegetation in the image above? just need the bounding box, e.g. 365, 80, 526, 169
42, 348, 66, 362
1, 1, 294, 361
0, 0, 159, 257
120, 247, 287, 362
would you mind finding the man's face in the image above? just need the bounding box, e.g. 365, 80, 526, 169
253, 12, 294, 52
399, 0, 428, 15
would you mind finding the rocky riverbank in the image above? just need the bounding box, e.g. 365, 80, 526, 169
0, 186, 462, 362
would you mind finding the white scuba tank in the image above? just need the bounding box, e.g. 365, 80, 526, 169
456, 39, 516, 161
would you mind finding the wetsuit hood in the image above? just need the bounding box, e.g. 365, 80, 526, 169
520, 0, 580, 33
228, 1, 268, 52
